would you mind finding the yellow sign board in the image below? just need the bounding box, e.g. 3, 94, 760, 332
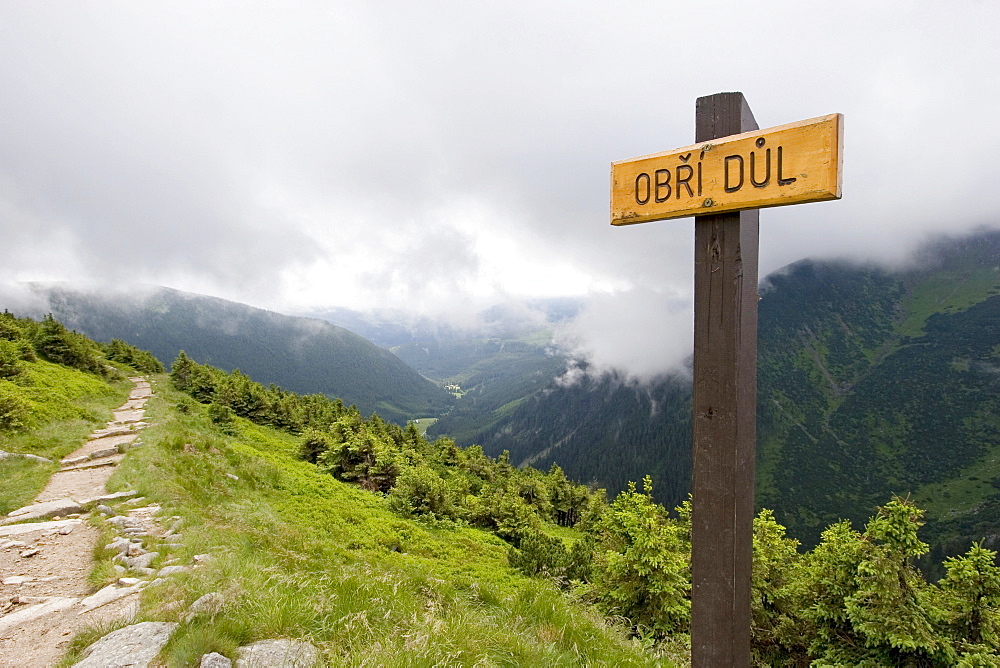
611, 113, 843, 225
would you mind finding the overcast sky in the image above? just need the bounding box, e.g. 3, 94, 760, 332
2, 1, 998, 378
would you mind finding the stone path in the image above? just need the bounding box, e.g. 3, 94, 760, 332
0, 377, 151, 667
0, 377, 322, 666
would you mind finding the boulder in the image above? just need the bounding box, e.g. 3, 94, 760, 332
1, 499, 83, 525
124, 551, 159, 569
235, 640, 320, 667
0, 450, 52, 464
200, 653, 233, 667
185, 592, 224, 621
73, 621, 177, 667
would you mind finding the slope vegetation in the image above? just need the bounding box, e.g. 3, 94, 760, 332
0, 313, 662, 665
4, 313, 1000, 665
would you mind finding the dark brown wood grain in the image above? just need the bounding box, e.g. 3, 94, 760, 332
690, 92, 759, 668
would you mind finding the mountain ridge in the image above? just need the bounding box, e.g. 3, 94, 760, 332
27, 283, 453, 424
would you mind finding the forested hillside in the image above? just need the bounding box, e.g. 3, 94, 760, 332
432, 229, 1000, 559
30, 285, 453, 424
758, 248, 1000, 549
431, 370, 693, 508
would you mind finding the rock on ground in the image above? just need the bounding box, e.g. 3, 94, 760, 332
235, 639, 320, 667
1, 498, 83, 525
186, 592, 224, 619
200, 652, 233, 667
0, 597, 78, 634
73, 621, 178, 668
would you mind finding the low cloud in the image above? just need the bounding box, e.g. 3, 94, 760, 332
556, 287, 693, 383
0, 282, 49, 316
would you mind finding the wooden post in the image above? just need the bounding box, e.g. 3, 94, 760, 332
690, 92, 759, 667
610, 91, 840, 666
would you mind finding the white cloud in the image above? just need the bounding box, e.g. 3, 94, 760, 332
0, 0, 998, 379
557, 287, 694, 383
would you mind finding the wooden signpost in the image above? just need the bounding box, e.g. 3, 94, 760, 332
610, 93, 842, 666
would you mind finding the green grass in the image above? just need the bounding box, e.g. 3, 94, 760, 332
94, 382, 668, 666
495, 396, 530, 418
896, 268, 1000, 339
0, 360, 131, 514
410, 417, 438, 437
913, 414, 1000, 522
541, 523, 584, 548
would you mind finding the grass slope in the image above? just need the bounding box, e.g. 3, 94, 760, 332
0, 360, 131, 514
99, 379, 665, 666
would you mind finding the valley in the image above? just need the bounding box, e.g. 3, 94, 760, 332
18, 229, 1000, 589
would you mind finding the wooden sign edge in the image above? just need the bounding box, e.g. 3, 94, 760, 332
610, 112, 843, 226
611, 112, 841, 168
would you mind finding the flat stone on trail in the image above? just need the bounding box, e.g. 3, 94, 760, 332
0, 518, 83, 537
2, 498, 83, 524
0, 596, 79, 633
94, 490, 139, 503
88, 427, 137, 440
73, 621, 178, 668
235, 639, 320, 667
87, 446, 120, 460
78, 580, 146, 612
113, 408, 147, 423
56, 457, 121, 472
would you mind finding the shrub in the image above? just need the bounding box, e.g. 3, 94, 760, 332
318, 420, 401, 492
103, 339, 164, 374
0, 382, 33, 431
33, 314, 107, 376
0, 339, 24, 379
207, 403, 235, 426
298, 429, 332, 464
0, 314, 24, 342
938, 542, 1000, 654
388, 463, 461, 520
583, 477, 691, 637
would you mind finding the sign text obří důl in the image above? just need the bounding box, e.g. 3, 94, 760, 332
611, 113, 842, 225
